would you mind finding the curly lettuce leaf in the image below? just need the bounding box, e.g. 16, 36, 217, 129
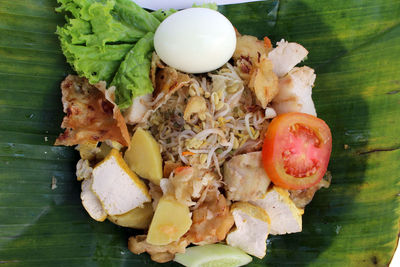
82, 1, 146, 46
56, 0, 169, 108
56, 0, 216, 109
57, 0, 149, 47
58, 35, 134, 84
112, 32, 154, 109
151, 8, 177, 21
113, 0, 162, 32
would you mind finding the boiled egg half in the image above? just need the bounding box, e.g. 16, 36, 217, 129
154, 8, 236, 73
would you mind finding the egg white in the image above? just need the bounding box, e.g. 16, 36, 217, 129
154, 8, 237, 73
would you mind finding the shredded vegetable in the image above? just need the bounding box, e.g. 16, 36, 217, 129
144, 64, 268, 175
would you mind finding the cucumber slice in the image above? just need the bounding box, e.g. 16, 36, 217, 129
174, 244, 252, 267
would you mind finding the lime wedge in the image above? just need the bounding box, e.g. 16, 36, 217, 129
174, 244, 252, 267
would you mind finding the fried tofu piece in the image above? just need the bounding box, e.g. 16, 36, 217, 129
55, 75, 130, 147
80, 177, 107, 222
91, 149, 150, 216
76, 158, 93, 181
223, 152, 271, 201
226, 202, 270, 258
250, 186, 303, 235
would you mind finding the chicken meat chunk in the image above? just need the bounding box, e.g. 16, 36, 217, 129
185, 187, 234, 245
272, 66, 317, 116
123, 93, 152, 125
268, 39, 308, 77
223, 151, 271, 201
160, 167, 217, 207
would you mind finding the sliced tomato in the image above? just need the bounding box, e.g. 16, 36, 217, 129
262, 112, 332, 190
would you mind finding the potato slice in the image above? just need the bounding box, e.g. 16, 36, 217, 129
96, 140, 122, 161
95, 142, 113, 161
76, 140, 99, 161
124, 127, 163, 185
108, 203, 154, 229
146, 196, 192, 245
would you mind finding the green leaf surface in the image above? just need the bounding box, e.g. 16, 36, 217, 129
112, 32, 154, 109
55, 0, 164, 108
0, 0, 399, 266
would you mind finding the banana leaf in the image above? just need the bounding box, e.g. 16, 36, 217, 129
0, 0, 399, 266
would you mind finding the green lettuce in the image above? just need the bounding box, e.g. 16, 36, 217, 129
151, 9, 177, 21
113, 0, 162, 32
56, 0, 174, 108
57, 0, 149, 46
58, 38, 134, 84
112, 32, 154, 109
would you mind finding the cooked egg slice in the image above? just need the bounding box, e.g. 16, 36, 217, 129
154, 8, 236, 73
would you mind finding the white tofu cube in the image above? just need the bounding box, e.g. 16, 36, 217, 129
81, 177, 107, 222
226, 202, 270, 259
92, 149, 150, 216
251, 186, 303, 235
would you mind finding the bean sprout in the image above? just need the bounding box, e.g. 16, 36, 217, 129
147, 63, 268, 175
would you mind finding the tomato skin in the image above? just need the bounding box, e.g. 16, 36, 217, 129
262, 112, 332, 190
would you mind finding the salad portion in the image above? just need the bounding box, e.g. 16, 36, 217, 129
55, 0, 332, 266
